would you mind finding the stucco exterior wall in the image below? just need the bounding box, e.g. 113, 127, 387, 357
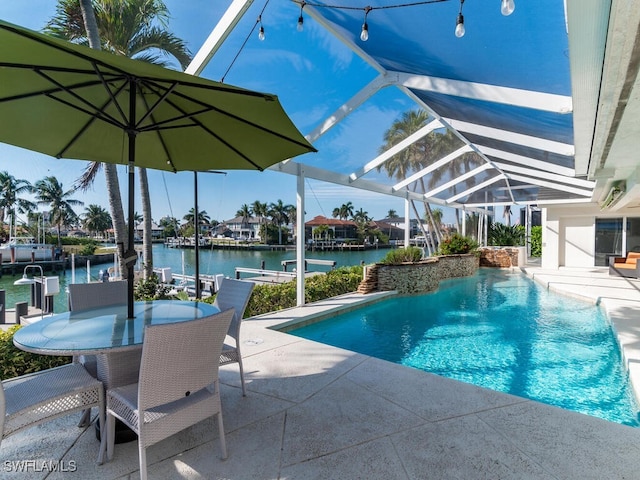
376, 254, 479, 295
542, 203, 632, 268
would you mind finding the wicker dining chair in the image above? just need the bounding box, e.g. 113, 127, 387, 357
213, 278, 255, 396
101, 308, 235, 480
1, 363, 105, 463
68, 281, 140, 426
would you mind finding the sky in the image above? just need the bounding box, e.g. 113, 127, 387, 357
0, 0, 461, 226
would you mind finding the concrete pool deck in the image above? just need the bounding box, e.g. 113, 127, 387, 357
2, 266, 640, 479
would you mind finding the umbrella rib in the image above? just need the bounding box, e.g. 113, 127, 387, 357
136, 109, 209, 132
143, 80, 264, 170
142, 78, 316, 152
36, 68, 127, 128
93, 62, 130, 127
138, 90, 178, 173
55, 81, 130, 159
135, 81, 177, 129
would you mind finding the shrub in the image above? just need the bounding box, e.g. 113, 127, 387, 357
0, 325, 70, 380
134, 273, 172, 300
437, 233, 479, 255
488, 224, 525, 246
79, 243, 98, 255
530, 225, 542, 257
381, 247, 423, 265
214, 265, 364, 317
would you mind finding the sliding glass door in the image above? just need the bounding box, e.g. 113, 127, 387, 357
595, 218, 623, 266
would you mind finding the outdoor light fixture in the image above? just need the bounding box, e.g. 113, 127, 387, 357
297, 1, 305, 32
360, 6, 371, 42
287, 1, 514, 43
501, 0, 515, 16
600, 182, 626, 210
258, 15, 265, 41
14, 264, 45, 320
455, 0, 465, 37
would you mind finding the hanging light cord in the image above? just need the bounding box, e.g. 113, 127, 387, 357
291, 0, 514, 39
221, 0, 271, 83
292, 0, 451, 12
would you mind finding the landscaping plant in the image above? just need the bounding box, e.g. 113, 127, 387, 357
436, 233, 479, 255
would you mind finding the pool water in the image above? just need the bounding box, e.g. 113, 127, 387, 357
289, 269, 640, 427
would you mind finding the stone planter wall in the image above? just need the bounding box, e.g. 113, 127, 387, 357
478, 247, 526, 267
373, 254, 479, 295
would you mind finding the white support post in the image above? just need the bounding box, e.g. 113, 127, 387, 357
185, 0, 254, 76
404, 197, 411, 248
296, 166, 305, 306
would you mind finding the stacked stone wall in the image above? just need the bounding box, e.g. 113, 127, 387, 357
478, 247, 522, 267
370, 254, 479, 295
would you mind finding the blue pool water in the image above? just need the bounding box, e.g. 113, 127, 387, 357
289, 269, 640, 426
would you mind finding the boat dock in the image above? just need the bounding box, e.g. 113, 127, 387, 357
0, 259, 67, 277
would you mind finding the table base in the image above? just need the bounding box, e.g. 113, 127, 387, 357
95, 418, 137, 444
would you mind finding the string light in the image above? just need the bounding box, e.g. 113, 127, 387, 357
290, 1, 512, 40
258, 15, 265, 41
297, 1, 306, 32
501, 0, 515, 16
455, 0, 465, 37
360, 6, 371, 42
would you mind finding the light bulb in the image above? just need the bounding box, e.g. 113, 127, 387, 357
455, 14, 465, 38
501, 0, 515, 16
360, 23, 369, 42
297, 15, 304, 32
258, 26, 265, 41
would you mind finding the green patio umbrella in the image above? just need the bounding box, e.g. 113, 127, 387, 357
0, 20, 316, 318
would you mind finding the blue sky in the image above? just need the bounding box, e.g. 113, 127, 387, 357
0, 1, 450, 225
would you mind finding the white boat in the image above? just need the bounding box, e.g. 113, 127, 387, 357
0, 236, 55, 262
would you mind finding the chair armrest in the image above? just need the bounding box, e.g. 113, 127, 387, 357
609, 257, 626, 266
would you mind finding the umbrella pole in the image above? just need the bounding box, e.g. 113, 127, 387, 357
127, 80, 136, 319
194, 172, 201, 299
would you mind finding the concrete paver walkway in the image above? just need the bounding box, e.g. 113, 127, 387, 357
2, 266, 640, 479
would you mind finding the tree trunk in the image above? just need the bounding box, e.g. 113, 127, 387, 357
410, 200, 433, 256
79, 0, 101, 48
139, 167, 153, 279
79, 0, 128, 279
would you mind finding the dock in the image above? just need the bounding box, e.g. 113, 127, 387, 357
0, 259, 68, 277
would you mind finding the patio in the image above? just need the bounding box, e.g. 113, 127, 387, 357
3, 266, 640, 479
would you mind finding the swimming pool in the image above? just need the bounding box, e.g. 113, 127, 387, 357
289, 269, 640, 427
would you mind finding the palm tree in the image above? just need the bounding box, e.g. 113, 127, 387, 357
34, 177, 83, 246
83, 204, 112, 238
184, 209, 210, 228
377, 110, 440, 248
425, 129, 482, 231
159, 215, 179, 238
0, 171, 36, 238
352, 208, 370, 223
269, 199, 293, 245
46, 0, 192, 278
386, 209, 398, 219
251, 200, 268, 242
236, 204, 252, 239
332, 202, 354, 220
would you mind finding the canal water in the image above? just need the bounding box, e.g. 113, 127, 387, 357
1, 244, 390, 315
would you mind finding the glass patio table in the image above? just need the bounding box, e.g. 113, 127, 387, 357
13, 300, 220, 356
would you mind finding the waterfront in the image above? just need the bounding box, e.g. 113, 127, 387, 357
0, 244, 390, 316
